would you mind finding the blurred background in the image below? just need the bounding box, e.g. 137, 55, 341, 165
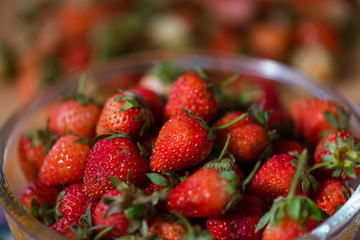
0, 0, 360, 238
1, 0, 360, 126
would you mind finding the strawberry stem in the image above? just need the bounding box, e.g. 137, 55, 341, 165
288, 150, 307, 198
212, 113, 247, 130
220, 74, 240, 87
218, 134, 231, 160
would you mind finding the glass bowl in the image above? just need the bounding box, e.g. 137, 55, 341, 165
1, 51, 360, 240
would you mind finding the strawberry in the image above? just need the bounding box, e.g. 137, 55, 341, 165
310, 178, 351, 216
48, 75, 102, 138
20, 180, 61, 211
93, 189, 130, 239
256, 152, 325, 240
95, 91, 152, 140
55, 183, 98, 220
272, 139, 304, 155
150, 112, 214, 173
148, 215, 187, 240
48, 100, 101, 139
39, 134, 91, 186
163, 72, 219, 122
50, 216, 79, 240
206, 195, 268, 240
130, 87, 165, 122
289, 99, 349, 145
165, 166, 239, 218
248, 152, 309, 202
138, 61, 181, 96
82, 132, 149, 198
18, 124, 57, 181
313, 130, 360, 179
213, 111, 269, 164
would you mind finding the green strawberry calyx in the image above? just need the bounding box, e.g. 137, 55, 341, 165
75, 74, 92, 105
312, 135, 360, 179
28, 199, 56, 227
26, 119, 58, 154
146, 171, 182, 191
149, 61, 181, 84
255, 149, 328, 233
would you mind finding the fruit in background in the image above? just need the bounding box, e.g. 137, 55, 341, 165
163, 72, 219, 122
148, 215, 187, 240
207, 26, 241, 53
272, 139, 304, 155
39, 134, 91, 186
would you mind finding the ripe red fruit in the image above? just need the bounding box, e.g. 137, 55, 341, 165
83, 135, 149, 198
39, 134, 91, 186
166, 167, 237, 218
148, 215, 187, 240
213, 111, 269, 164
20, 180, 61, 211
262, 216, 318, 240
272, 139, 304, 155
310, 178, 350, 216
94, 189, 130, 239
314, 131, 360, 179
96, 92, 152, 140
50, 216, 79, 240
150, 113, 213, 173
248, 153, 307, 202
163, 72, 219, 122
56, 183, 98, 220
289, 99, 348, 145
206, 195, 268, 240
48, 100, 101, 139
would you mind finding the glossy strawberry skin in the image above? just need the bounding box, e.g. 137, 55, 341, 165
150, 114, 213, 173
39, 135, 91, 186
50, 216, 79, 240
213, 112, 269, 164
163, 72, 219, 122
248, 153, 308, 202
20, 180, 61, 211
83, 137, 149, 198
206, 195, 268, 240
57, 183, 99, 220
48, 100, 102, 138
166, 168, 234, 218
18, 135, 47, 181
262, 216, 318, 240
289, 99, 339, 145
310, 178, 350, 216
148, 215, 187, 240
314, 131, 360, 179
96, 92, 150, 140
94, 189, 130, 239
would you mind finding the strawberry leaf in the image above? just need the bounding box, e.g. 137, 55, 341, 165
137, 142, 150, 157
288, 198, 301, 221
146, 173, 170, 187
342, 186, 350, 200
149, 61, 181, 83
324, 111, 338, 130
139, 219, 149, 237
94, 226, 114, 240
54, 190, 66, 219
255, 211, 271, 232
125, 205, 147, 219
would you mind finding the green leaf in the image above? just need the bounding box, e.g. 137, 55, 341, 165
54, 190, 66, 219
302, 177, 310, 193
324, 111, 338, 130
332, 167, 343, 178
255, 211, 271, 232
140, 220, 148, 237
137, 142, 150, 157
288, 198, 301, 221
342, 186, 350, 200
344, 165, 356, 179
124, 205, 147, 219
324, 141, 338, 153
275, 204, 285, 226
146, 173, 170, 187
94, 226, 114, 240
30, 199, 40, 217
149, 61, 181, 83
322, 155, 336, 163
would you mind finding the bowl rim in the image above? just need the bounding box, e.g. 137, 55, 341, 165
1, 50, 360, 239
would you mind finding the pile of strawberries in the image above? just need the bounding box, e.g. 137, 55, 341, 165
18, 63, 359, 240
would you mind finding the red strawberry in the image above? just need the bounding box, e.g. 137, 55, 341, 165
39, 134, 91, 186
163, 72, 219, 122
96, 91, 152, 140
50, 216, 79, 240
83, 133, 149, 198
213, 111, 269, 164
262, 216, 318, 240
313, 130, 360, 179
56, 183, 99, 220
289, 99, 349, 145
93, 189, 130, 239
148, 215, 187, 240
206, 195, 268, 240
130, 87, 165, 122
272, 139, 304, 155
48, 100, 101, 139
166, 167, 239, 218
310, 178, 351, 216
150, 113, 213, 173
18, 126, 57, 181
248, 153, 308, 202
20, 180, 61, 211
